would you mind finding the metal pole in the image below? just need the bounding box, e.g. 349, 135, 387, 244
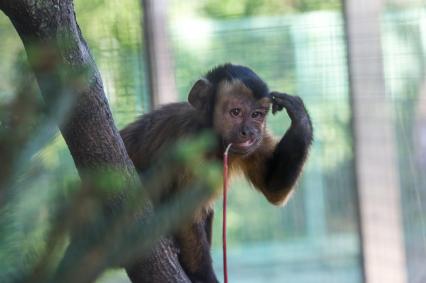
344, 1, 407, 282
141, 0, 178, 109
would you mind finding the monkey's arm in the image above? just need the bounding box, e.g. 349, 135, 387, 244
244, 93, 313, 205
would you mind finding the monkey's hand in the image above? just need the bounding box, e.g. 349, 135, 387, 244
271, 92, 312, 130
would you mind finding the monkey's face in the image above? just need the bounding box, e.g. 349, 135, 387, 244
213, 80, 271, 156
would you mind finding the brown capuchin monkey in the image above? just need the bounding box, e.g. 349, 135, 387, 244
121, 63, 313, 283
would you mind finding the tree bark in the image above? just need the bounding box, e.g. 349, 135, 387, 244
0, 1, 190, 282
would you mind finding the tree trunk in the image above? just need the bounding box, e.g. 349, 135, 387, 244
0, 1, 190, 282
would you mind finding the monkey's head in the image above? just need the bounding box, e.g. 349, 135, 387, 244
188, 64, 271, 156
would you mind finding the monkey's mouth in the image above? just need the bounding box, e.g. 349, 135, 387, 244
234, 139, 255, 149
230, 138, 259, 155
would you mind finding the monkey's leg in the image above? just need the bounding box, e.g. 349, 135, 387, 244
176, 216, 219, 283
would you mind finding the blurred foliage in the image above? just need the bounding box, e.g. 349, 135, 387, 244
201, 0, 341, 18
0, 16, 25, 102
170, 0, 341, 20
0, 51, 73, 281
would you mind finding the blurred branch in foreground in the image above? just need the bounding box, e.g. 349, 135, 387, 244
26, 138, 220, 283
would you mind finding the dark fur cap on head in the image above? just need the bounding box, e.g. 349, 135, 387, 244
204, 63, 270, 100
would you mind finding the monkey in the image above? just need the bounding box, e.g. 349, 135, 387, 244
121, 63, 313, 283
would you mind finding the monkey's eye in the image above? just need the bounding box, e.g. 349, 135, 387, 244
251, 111, 264, 119
230, 108, 241, 117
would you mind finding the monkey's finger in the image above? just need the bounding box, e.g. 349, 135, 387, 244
271, 92, 287, 114
271, 92, 292, 105
271, 92, 296, 113
271, 92, 292, 107
272, 101, 284, 114
271, 92, 307, 121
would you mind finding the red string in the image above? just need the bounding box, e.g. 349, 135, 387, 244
222, 144, 232, 283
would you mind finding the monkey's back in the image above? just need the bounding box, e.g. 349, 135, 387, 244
120, 102, 209, 173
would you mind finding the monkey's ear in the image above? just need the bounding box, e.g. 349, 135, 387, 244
188, 78, 212, 110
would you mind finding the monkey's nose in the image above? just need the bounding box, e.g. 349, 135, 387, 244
239, 126, 252, 139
